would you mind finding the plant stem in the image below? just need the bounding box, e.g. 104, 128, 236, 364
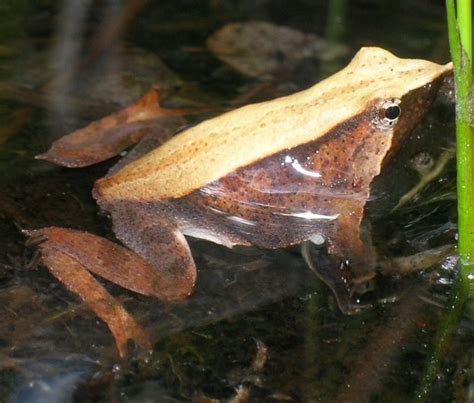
325, 0, 348, 42
453, 0, 474, 265
414, 269, 470, 402
415, 1, 473, 401
457, 0, 472, 65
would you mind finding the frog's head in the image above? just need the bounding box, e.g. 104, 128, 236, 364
311, 47, 453, 199
340, 47, 452, 166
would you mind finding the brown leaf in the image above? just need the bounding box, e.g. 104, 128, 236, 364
30, 227, 193, 300
29, 227, 155, 356
36, 89, 185, 167
207, 21, 347, 78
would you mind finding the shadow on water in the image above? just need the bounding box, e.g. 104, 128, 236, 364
0, 0, 471, 401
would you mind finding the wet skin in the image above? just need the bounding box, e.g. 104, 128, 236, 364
34, 47, 452, 355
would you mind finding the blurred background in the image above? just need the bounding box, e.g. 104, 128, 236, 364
0, 1, 468, 402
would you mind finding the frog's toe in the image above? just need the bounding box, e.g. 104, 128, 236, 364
339, 300, 373, 315
351, 277, 375, 296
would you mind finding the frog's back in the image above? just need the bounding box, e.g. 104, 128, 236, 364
95, 47, 451, 203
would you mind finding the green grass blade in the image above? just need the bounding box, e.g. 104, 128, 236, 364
415, 1, 473, 401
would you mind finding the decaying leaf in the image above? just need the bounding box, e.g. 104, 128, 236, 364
27, 227, 156, 357
207, 21, 347, 78
36, 89, 186, 167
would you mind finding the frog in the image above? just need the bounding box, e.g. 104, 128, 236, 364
31, 47, 452, 356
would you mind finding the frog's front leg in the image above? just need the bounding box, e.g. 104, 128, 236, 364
302, 240, 374, 314
28, 213, 196, 356
302, 207, 376, 314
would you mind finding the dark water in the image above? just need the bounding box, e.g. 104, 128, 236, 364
0, 1, 470, 402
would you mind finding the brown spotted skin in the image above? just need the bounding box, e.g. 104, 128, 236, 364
172, 83, 438, 259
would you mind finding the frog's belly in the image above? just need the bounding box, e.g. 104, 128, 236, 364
180, 225, 242, 248
170, 193, 342, 250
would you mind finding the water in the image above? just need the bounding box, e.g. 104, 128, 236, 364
0, 1, 470, 401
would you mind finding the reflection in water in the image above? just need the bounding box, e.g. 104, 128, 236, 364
15, 357, 95, 403
48, 0, 92, 123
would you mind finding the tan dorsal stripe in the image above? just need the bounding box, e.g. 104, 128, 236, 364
97, 47, 452, 202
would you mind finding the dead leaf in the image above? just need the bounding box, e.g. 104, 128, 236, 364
36, 89, 185, 167
207, 21, 347, 78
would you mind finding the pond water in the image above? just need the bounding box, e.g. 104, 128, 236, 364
0, 0, 470, 402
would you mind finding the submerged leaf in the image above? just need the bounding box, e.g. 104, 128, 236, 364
36, 89, 185, 167
207, 21, 347, 78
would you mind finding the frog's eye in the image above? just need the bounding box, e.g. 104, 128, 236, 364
384, 104, 401, 120
373, 98, 401, 129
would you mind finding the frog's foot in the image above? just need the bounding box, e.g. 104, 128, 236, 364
301, 241, 374, 314
377, 244, 455, 275
35, 88, 191, 168
26, 226, 196, 356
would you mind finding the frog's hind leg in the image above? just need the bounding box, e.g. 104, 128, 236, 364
109, 202, 197, 302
